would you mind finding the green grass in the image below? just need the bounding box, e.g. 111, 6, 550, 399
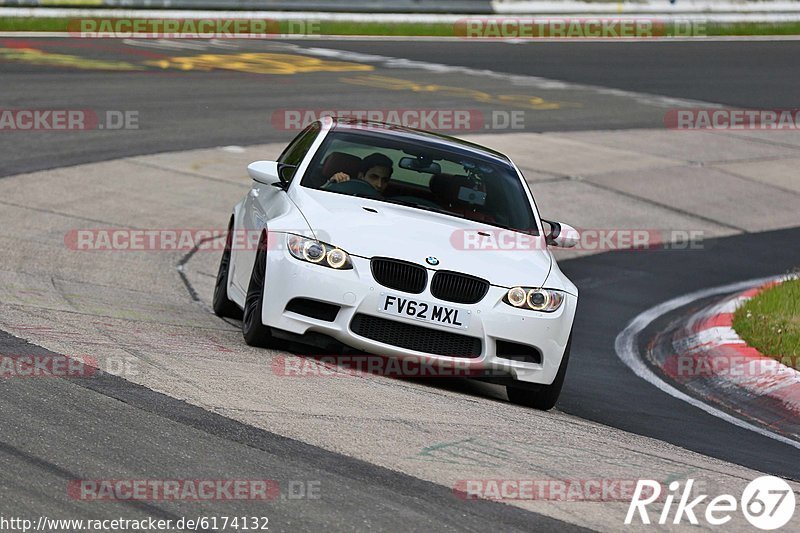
1, 17, 69, 32
733, 278, 800, 359
2, 17, 800, 37
705, 21, 800, 36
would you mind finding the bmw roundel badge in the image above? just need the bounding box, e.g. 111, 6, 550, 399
426, 256, 440, 266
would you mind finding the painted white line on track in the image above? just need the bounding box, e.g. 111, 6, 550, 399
615, 274, 800, 450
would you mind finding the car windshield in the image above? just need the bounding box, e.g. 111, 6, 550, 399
300, 128, 538, 234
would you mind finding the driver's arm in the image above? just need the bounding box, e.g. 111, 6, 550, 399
327, 172, 351, 184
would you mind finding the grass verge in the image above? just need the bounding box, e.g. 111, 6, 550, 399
733, 278, 800, 359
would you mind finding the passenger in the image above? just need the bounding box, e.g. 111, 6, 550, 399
325, 153, 393, 194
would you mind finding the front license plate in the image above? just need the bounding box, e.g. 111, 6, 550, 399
377, 293, 471, 330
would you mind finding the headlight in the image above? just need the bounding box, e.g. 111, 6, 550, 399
503, 287, 564, 312
303, 241, 326, 263
287, 234, 352, 270
326, 248, 347, 269
506, 286, 527, 307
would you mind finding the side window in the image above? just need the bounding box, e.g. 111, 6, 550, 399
277, 122, 320, 182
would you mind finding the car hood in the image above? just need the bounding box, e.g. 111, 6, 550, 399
291, 188, 552, 288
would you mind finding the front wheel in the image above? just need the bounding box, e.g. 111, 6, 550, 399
212, 224, 243, 319
507, 333, 571, 410
242, 237, 273, 347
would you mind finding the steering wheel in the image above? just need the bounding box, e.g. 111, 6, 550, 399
324, 178, 382, 198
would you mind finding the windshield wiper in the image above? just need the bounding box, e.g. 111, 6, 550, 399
382, 198, 453, 215
382, 198, 538, 236
486, 221, 539, 236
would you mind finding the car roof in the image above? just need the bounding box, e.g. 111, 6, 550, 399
329, 118, 511, 164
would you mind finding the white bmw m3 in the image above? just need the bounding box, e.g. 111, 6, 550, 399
213, 117, 579, 409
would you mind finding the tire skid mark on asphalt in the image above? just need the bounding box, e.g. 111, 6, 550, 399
126, 158, 249, 187
0, 438, 190, 525
0, 305, 233, 390
0, 198, 130, 227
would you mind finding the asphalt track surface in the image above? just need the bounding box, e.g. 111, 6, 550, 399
1, 37, 799, 529
295, 40, 800, 109
2, 38, 799, 177
559, 227, 800, 478
1, 330, 584, 532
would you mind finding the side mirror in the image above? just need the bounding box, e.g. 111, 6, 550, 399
248, 160, 296, 189
543, 220, 580, 248
247, 160, 280, 185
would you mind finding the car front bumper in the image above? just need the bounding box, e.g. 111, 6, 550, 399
260, 249, 577, 385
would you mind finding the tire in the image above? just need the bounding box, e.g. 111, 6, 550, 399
242, 235, 273, 347
506, 333, 572, 410
212, 222, 243, 319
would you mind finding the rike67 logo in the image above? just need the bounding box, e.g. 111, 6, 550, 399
626, 476, 795, 530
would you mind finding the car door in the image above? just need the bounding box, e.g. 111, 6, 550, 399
231, 122, 321, 294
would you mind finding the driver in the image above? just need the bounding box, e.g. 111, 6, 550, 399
325, 153, 393, 194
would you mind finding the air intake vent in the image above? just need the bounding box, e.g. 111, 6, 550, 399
370, 257, 427, 294
430, 271, 490, 304
285, 298, 340, 322
495, 340, 542, 364
350, 314, 481, 358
